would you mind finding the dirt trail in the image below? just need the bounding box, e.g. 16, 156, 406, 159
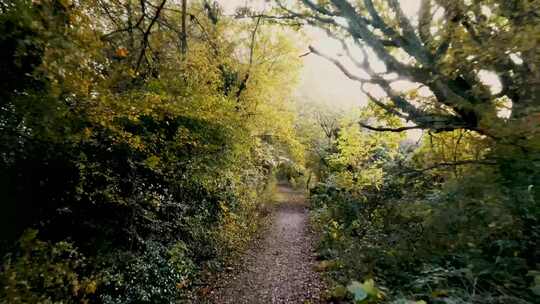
209, 186, 324, 303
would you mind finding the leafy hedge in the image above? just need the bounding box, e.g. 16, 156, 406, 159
0, 1, 300, 302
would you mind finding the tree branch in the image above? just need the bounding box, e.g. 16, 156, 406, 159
135, 0, 168, 73
359, 123, 421, 132
405, 159, 498, 175
308, 45, 371, 82
236, 15, 263, 101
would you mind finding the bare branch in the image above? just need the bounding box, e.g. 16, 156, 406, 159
301, 0, 335, 16
385, 0, 430, 64
359, 123, 422, 132
236, 16, 263, 101
308, 39, 466, 131
360, 88, 408, 119
275, 0, 335, 24
405, 159, 498, 175
135, 0, 168, 73
308, 46, 371, 82
418, 0, 433, 46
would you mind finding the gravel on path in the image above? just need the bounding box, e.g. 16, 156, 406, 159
208, 186, 325, 304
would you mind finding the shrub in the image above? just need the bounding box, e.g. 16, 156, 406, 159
0, 230, 97, 304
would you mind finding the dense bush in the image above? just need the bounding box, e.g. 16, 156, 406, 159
1, 230, 97, 304
309, 114, 539, 303
0, 0, 302, 302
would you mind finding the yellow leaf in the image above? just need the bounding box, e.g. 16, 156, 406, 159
84, 280, 97, 294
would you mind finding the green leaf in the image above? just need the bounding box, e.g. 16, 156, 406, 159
361, 278, 378, 296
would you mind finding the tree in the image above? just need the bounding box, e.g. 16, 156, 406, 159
289, 3, 540, 302
276, 0, 540, 148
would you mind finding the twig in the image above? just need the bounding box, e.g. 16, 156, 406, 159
135, 0, 167, 73
405, 159, 498, 175
359, 123, 422, 132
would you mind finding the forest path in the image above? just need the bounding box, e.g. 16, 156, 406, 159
208, 185, 324, 303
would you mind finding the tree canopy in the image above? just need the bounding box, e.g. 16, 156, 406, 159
278, 1, 540, 142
